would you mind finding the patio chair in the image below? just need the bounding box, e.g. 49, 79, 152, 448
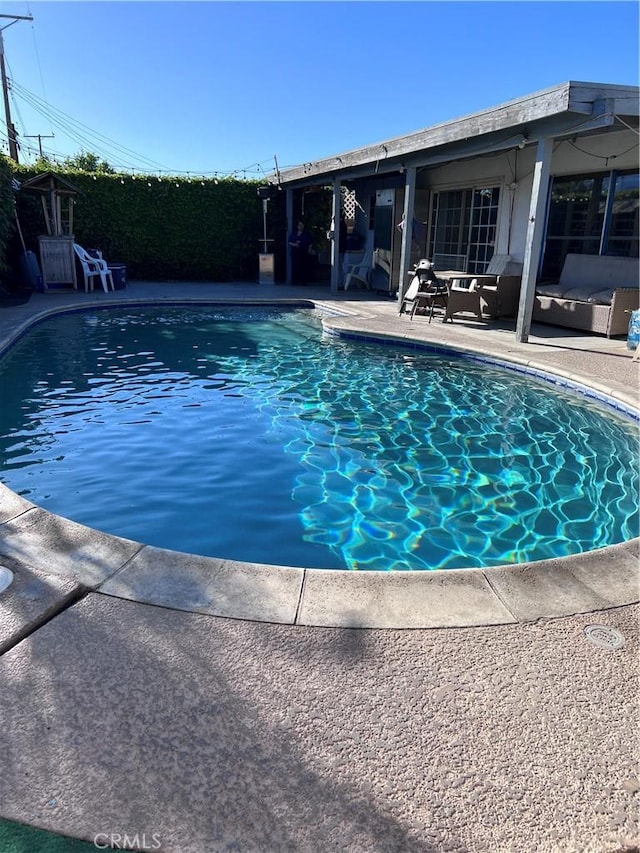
477, 255, 523, 318
442, 255, 523, 322
343, 259, 371, 291
73, 243, 114, 293
343, 231, 374, 290
444, 277, 483, 322
400, 259, 449, 321
399, 270, 422, 315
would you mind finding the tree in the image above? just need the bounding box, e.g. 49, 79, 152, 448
32, 155, 54, 171
62, 151, 114, 173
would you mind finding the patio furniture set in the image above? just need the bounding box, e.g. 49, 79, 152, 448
399, 253, 639, 338
400, 254, 523, 324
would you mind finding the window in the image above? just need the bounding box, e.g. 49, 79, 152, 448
541, 170, 639, 279
468, 187, 500, 271
606, 171, 639, 257
428, 186, 500, 273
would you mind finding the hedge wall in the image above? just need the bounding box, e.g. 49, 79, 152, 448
14, 169, 265, 282
1, 157, 332, 285
0, 156, 16, 276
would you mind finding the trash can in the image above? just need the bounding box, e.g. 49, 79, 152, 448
109, 263, 127, 290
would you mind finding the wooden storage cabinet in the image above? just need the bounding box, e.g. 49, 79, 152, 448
38, 236, 77, 290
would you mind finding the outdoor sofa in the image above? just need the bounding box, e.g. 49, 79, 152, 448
533, 253, 639, 337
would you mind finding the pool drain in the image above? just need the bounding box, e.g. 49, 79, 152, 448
0, 566, 14, 595
583, 625, 625, 650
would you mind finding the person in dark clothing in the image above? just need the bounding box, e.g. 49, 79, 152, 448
289, 221, 313, 283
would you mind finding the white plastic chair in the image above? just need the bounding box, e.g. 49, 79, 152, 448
73, 243, 114, 293
343, 232, 374, 291
344, 260, 372, 291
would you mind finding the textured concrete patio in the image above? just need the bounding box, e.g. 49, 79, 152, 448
0, 280, 638, 852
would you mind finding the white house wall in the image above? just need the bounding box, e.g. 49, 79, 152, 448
415, 128, 638, 267
419, 150, 524, 261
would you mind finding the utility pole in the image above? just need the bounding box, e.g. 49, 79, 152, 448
25, 133, 55, 158
0, 13, 33, 163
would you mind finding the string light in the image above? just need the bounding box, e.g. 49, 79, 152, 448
13, 132, 277, 183
11, 151, 282, 193
15, 135, 279, 182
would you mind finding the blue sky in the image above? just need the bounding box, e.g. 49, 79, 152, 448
1, 1, 638, 178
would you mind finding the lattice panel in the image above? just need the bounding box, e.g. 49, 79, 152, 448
341, 187, 356, 219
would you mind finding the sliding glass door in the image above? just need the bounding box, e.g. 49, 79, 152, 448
427, 186, 500, 273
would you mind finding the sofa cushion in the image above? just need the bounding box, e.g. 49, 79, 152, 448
536, 282, 616, 303
536, 284, 568, 299
562, 285, 612, 302
586, 288, 615, 305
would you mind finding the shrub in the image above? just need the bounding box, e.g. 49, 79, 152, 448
2, 159, 332, 283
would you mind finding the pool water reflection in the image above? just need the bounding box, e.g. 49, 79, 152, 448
0, 305, 637, 571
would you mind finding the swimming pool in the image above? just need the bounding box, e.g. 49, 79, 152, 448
0, 305, 637, 571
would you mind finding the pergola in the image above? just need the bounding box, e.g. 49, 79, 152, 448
273, 81, 639, 342
20, 171, 80, 236
20, 172, 81, 290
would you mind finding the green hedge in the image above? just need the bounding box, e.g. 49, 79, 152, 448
13, 168, 268, 281
1, 157, 332, 283
0, 156, 16, 275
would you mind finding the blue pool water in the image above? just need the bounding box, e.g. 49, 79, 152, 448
0, 305, 637, 571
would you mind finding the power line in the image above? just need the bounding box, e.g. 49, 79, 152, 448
8, 78, 278, 179
9, 78, 174, 172
27, 5, 55, 142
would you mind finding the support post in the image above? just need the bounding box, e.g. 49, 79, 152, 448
0, 29, 17, 162
0, 14, 33, 163
330, 179, 341, 293
25, 133, 55, 158
397, 166, 416, 307
285, 188, 293, 285
515, 137, 553, 343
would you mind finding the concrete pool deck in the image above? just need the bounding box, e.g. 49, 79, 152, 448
0, 279, 638, 852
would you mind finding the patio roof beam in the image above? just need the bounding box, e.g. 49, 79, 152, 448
275, 109, 620, 191
277, 83, 582, 184
274, 81, 639, 190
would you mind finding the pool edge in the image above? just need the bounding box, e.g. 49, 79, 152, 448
0, 296, 638, 630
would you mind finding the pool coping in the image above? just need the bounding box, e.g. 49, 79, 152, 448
0, 295, 638, 631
